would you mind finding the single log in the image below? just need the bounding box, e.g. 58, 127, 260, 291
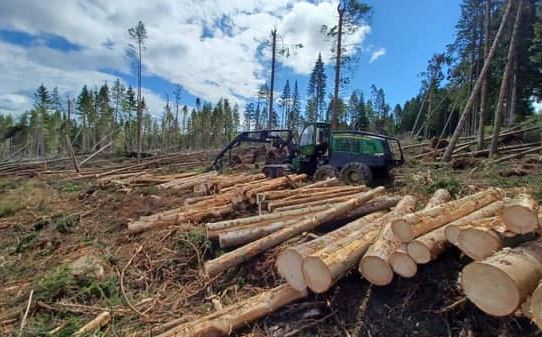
74, 311, 111, 336
302, 225, 380, 293
259, 185, 357, 201
205, 205, 329, 238
360, 189, 450, 285
267, 187, 367, 211
457, 218, 505, 260
502, 194, 539, 234
530, 280, 542, 329
273, 194, 364, 212
461, 239, 542, 317
358, 196, 418, 286
299, 178, 340, 189
128, 205, 233, 233
156, 284, 306, 337
219, 218, 297, 248
389, 244, 417, 278
204, 187, 385, 277
276, 211, 386, 291
444, 200, 506, 244
392, 188, 504, 242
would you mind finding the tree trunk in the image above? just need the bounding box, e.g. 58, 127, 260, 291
442, 0, 514, 162
137, 42, 143, 160
461, 239, 542, 317
507, 57, 518, 125
204, 187, 385, 277
267, 187, 367, 211
331, 5, 345, 130
502, 194, 539, 234
392, 188, 504, 242
477, 0, 491, 150
156, 284, 307, 337
489, 0, 523, 158
456, 218, 505, 260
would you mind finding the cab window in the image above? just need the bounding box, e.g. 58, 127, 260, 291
299, 125, 315, 146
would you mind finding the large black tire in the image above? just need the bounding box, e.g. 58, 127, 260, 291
340, 162, 373, 185
314, 165, 339, 181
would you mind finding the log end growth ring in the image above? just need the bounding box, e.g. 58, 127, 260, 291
407, 241, 431, 264
391, 219, 413, 243
302, 257, 332, 293
502, 205, 539, 234
461, 262, 520, 317
457, 228, 501, 261
359, 256, 394, 286
390, 251, 417, 278
276, 249, 306, 291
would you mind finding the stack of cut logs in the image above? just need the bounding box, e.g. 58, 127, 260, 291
136, 173, 541, 337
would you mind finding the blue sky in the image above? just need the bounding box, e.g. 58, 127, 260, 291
0, 0, 462, 118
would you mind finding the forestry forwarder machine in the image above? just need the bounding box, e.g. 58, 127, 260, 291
211, 122, 405, 185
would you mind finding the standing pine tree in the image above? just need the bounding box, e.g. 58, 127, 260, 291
31, 84, 50, 156
279, 80, 291, 128
289, 80, 302, 131
128, 21, 147, 159
307, 53, 327, 122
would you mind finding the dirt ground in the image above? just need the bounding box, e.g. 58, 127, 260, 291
1, 158, 542, 337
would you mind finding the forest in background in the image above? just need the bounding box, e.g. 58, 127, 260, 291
0, 0, 540, 160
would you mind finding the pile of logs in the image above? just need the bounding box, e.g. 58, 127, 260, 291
148, 184, 542, 337
128, 174, 309, 233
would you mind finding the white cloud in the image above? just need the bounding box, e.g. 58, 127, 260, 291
0, 0, 371, 115
369, 47, 386, 63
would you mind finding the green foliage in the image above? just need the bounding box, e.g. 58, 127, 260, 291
428, 176, 463, 198
36, 265, 74, 301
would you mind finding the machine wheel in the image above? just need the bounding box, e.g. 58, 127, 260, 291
314, 165, 339, 181
340, 162, 373, 185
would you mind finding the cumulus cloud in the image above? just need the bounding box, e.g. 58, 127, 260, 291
369, 47, 386, 63
0, 0, 371, 115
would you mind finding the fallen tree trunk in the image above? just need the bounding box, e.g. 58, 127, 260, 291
272, 194, 366, 212
277, 211, 386, 291
205, 205, 330, 239
74, 311, 111, 336
267, 187, 367, 211
461, 239, 542, 317
259, 185, 357, 201
502, 194, 539, 234
444, 200, 507, 244
492, 145, 542, 163
360, 189, 450, 285
156, 284, 307, 337
218, 219, 297, 248
392, 188, 504, 242
204, 187, 385, 277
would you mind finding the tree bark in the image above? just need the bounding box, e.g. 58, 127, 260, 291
156, 284, 307, 337
442, 0, 514, 161
204, 187, 385, 277
392, 188, 504, 242
331, 4, 345, 130
477, 0, 491, 150
461, 239, 542, 317
489, 0, 523, 158
267, 187, 367, 211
